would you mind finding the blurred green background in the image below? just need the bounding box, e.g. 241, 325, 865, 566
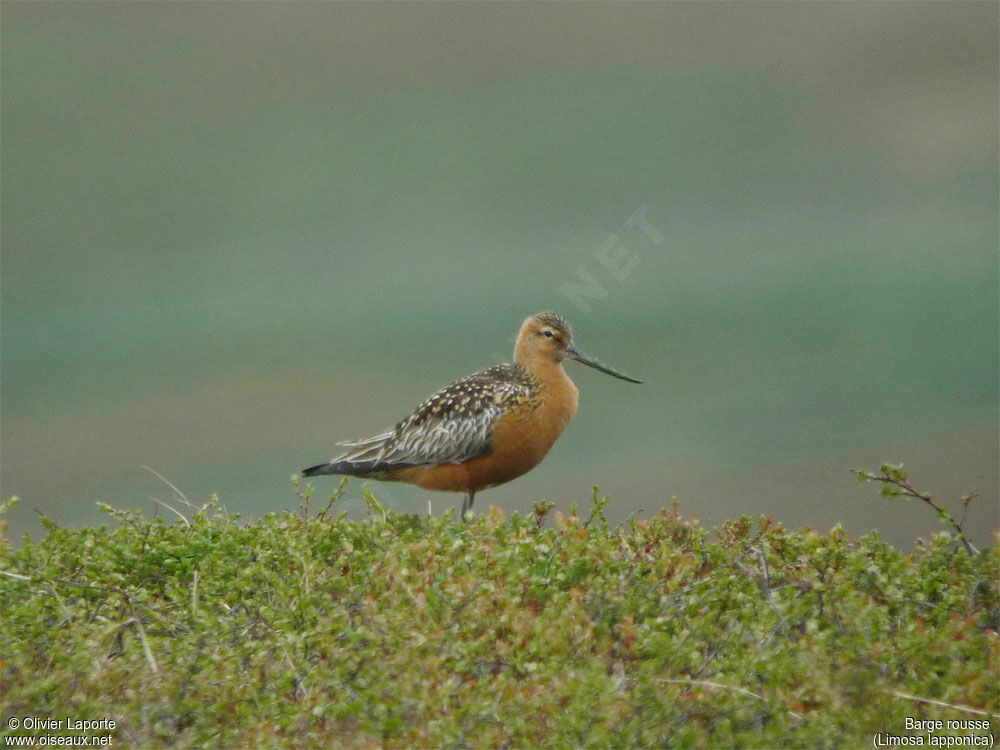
2, 2, 997, 548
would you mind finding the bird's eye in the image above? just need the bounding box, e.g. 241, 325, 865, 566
542, 329, 555, 339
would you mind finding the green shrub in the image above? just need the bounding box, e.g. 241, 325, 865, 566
1, 487, 996, 748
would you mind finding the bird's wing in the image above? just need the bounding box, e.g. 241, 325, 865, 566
334, 365, 534, 469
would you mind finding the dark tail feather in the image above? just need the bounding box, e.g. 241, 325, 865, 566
301, 462, 343, 478
301, 459, 414, 478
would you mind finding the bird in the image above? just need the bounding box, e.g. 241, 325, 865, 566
301, 312, 641, 519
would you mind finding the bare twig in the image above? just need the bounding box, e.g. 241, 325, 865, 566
121, 617, 159, 674
150, 497, 190, 528
141, 465, 196, 511
191, 569, 199, 618
886, 690, 999, 719
655, 678, 803, 720
615, 508, 646, 533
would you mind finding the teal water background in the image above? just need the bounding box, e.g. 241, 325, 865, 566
2, 3, 997, 547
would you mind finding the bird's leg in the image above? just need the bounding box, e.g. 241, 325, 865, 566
461, 492, 475, 522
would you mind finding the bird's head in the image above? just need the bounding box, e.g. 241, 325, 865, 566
515, 312, 641, 383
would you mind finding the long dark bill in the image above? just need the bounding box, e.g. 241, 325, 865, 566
567, 345, 642, 383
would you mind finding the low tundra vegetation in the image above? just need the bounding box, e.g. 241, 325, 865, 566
1, 478, 996, 748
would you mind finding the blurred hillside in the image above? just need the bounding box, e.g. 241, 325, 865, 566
2, 2, 997, 546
